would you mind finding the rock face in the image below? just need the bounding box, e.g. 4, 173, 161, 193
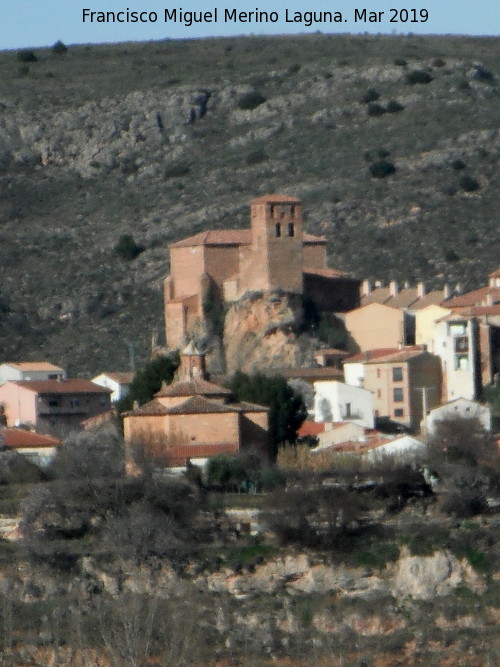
223, 290, 317, 374
393, 547, 486, 600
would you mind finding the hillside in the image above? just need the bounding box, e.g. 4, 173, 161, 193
0, 33, 499, 375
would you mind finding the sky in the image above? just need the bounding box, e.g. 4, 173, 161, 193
1, 1, 498, 51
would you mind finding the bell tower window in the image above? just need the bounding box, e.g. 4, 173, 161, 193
287, 222, 295, 237
275, 222, 281, 238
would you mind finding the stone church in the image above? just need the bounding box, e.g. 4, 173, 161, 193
164, 194, 360, 348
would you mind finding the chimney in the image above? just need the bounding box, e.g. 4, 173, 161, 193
486, 292, 494, 306
389, 280, 398, 297
443, 284, 450, 300
417, 282, 426, 298
361, 279, 371, 296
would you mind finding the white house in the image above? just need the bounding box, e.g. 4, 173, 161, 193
432, 314, 479, 401
0, 362, 65, 385
91, 372, 134, 402
363, 435, 426, 463
423, 397, 492, 435
313, 381, 374, 428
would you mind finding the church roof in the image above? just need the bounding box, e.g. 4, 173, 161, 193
155, 378, 233, 398
123, 395, 240, 416
169, 229, 326, 249
251, 194, 302, 204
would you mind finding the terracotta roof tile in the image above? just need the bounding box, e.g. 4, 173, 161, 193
98, 372, 134, 384
384, 288, 420, 309
304, 266, 347, 279
1, 428, 62, 449
170, 229, 326, 249
251, 194, 302, 204
13, 379, 112, 394
156, 379, 232, 398
3, 362, 64, 372
364, 347, 426, 364
443, 287, 500, 309
488, 267, 500, 279
410, 290, 450, 310
344, 348, 401, 363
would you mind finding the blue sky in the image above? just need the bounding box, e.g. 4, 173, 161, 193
1, 1, 498, 51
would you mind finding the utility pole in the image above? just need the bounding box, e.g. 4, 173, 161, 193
125, 341, 137, 373
415, 386, 437, 442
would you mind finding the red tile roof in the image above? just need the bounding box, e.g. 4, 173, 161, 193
297, 421, 328, 437
13, 379, 112, 394
170, 229, 326, 249
344, 348, 401, 363
488, 267, 500, 279
364, 348, 427, 364
3, 362, 64, 372
156, 379, 233, 398
251, 194, 302, 204
98, 372, 134, 384
1, 428, 62, 449
125, 396, 240, 417
466, 305, 500, 316
443, 286, 500, 309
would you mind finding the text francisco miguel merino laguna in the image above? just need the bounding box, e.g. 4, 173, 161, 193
82, 7, 422, 27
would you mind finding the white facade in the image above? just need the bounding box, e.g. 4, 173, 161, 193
432, 317, 478, 401
92, 373, 132, 402
423, 398, 492, 435
343, 361, 365, 388
0, 363, 65, 385
314, 381, 374, 428
364, 435, 426, 463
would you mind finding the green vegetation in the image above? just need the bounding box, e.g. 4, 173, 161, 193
237, 90, 266, 110
16, 49, 37, 63
51, 40, 68, 55
114, 234, 145, 260
117, 352, 180, 411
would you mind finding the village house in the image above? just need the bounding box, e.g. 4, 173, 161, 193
92, 372, 134, 402
313, 380, 375, 428
0, 362, 65, 385
123, 344, 270, 468
0, 427, 62, 467
164, 194, 360, 348
363, 348, 442, 430
343, 302, 412, 353
422, 397, 492, 437
0, 379, 112, 437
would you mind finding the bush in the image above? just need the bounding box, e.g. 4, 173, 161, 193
451, 158, 466, 171
246, 148, 268, 165
115, 234, 145, 260
164, 163, 190, 179
360, 89, 380, 104
367, 103, 386, 117
17, 49, 37, 63
369, 160, 396, 178
405, 69, 433, 85
394, 58, 407, 66
52, 40, 68, 55
237, 90, 266, 110
386, 100, 405, 113
459, 175, 480, 192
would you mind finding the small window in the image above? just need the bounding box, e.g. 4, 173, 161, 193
280, 204, 287, 216
377, 368, 381, 378
394, 408, 404, 417
377, 389, 381, 399
345, 403, 351, 418
290, 205, 296, 218
48, 399, 59, 408
287, 222, 295, 237
392, 367, 403, 382
393, 388, 404, 402
70, 399, 80, 408
455, 354, 469, 370
275, 222, 281, 238
270, 205, 275, 216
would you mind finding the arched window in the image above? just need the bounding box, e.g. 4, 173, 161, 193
275, 222, 281, 238
287, 222, 295, 237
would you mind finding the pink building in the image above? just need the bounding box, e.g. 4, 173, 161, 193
0, 379, 112, 436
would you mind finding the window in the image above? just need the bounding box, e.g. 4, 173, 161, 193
454, 336, 469, 353
70, 398, 80, 408
287, 222, 295, 237
270, 205, 275, 216
275, 222, 281, 238
393, 388, 404, 402
377, 368, 381, 378
377, 389, 381, 399
449, 322, 466, 336
455, 354, 469, 370
394, 408, 404, 417
290, 205, 295, 218
48, 399, 59, 407
344, 403, 351, 418
392, 367, 403, 382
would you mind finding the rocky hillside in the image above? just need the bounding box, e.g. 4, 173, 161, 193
0, 34, 499, 374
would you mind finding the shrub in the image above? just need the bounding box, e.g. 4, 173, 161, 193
451, 158, 466, 171
405, 69, 433, 85
246, 148, 268, 165
360, 88, 380, 104
369, 160, 396, 178
459, 175, 480, 192
288, 63, 301, 75
17, 50, 37, 63
433, 58, 446, 67
367, 103, 386, 117
164, 163, 190, 179
52, 40, 68, 55
115, 234, 145, 260
472, 65, 494, 83
394, 58, 407, 66
386, 100, 405, 113
237, 90, 266, 110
